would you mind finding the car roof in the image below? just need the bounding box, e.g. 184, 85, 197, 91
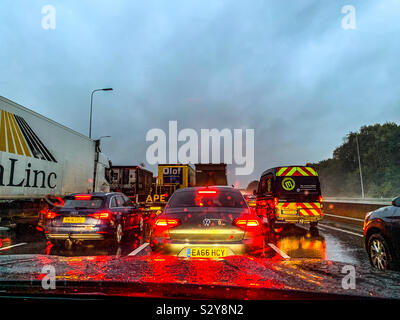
67, 192, 123, 197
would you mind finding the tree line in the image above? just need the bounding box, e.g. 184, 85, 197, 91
246, 122, 400, 198
313, 122, 400, 198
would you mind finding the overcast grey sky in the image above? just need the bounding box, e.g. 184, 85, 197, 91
1, 0, 399, 187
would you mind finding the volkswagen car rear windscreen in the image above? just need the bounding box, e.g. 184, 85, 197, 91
168, 190, 247, 208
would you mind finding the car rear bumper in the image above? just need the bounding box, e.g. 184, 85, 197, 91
44, 226, 112, 241
276, 215, 323, 223
46, 233, 105, 240
151, 239, 261, 256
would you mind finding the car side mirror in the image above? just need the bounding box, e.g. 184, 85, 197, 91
392, 196, 400, 207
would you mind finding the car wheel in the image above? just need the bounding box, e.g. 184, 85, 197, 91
114, 223, 124, 245
368, 233, 393, 270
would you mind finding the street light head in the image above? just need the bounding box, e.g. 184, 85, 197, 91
102, 88, 113, 91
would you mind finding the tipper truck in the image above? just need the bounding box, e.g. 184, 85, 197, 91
109, 165, 153, 202
0, 96, 110, 229
195, 163, 227, 186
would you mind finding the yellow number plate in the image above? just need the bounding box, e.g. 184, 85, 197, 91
187, 248, 227, 258
63, 217, 86, 223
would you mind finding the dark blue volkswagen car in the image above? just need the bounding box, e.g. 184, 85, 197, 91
44, 192, 143, 247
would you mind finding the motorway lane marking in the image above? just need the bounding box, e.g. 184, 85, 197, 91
296, 224, 309, 231
128, 242, 150, 256
324, 213, 364, 222
268, 243, 290, 259
0, 242, 27, 251
319, 223, 363, 237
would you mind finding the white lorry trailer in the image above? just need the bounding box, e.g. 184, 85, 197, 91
0, 96, 110, 228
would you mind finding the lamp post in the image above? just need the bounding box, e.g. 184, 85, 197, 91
89, 88, 113, 139
355, 134, 365, 198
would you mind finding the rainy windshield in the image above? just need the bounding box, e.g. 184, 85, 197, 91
1, 0, 400, 307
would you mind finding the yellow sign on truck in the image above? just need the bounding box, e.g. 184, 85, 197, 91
157, 164, 196, 189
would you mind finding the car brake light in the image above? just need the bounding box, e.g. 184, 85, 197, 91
89, 212, 111, 220
154, 218, 181, 228
233, 218, 260, 229
257, 200, 267, 206
74, 194, 92, 200
46, 211, 59, 219
319, 195, 324, 203
197, 190, 217, 195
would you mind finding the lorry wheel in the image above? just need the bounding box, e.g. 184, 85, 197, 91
114, 223, 124, 245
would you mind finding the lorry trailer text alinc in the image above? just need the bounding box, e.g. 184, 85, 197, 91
0, 157, 57, 189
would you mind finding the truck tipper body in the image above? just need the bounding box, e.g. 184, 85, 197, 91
0, 96, 110, 226
195, 163, 227, 186
109, 165, 153, 201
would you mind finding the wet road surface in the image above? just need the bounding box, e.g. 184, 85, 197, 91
0, 216, 369, 267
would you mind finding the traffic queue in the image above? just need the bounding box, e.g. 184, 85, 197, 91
35, 162, 400, 272
37, 164, 324, 256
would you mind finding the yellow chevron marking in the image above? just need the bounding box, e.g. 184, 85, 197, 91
297, 167, 308, 176
306, 167, 318, 176
287, 167, 297, 176
277, 167, 287, 176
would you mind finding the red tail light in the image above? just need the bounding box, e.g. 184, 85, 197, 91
154, 218, 181, 228
74, 194, 92, 200
233, 218, 260, 229
89, 212, 111, 220
45, 211, 59, 219
319, 195, 324, 203
197, 189, 217, 195
257, 200, 267, 206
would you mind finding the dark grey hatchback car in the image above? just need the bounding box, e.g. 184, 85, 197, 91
44, 192, 143, 247
364, 196, 400, 270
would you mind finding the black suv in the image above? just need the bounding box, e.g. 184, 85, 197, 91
364, 196, 400, 270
